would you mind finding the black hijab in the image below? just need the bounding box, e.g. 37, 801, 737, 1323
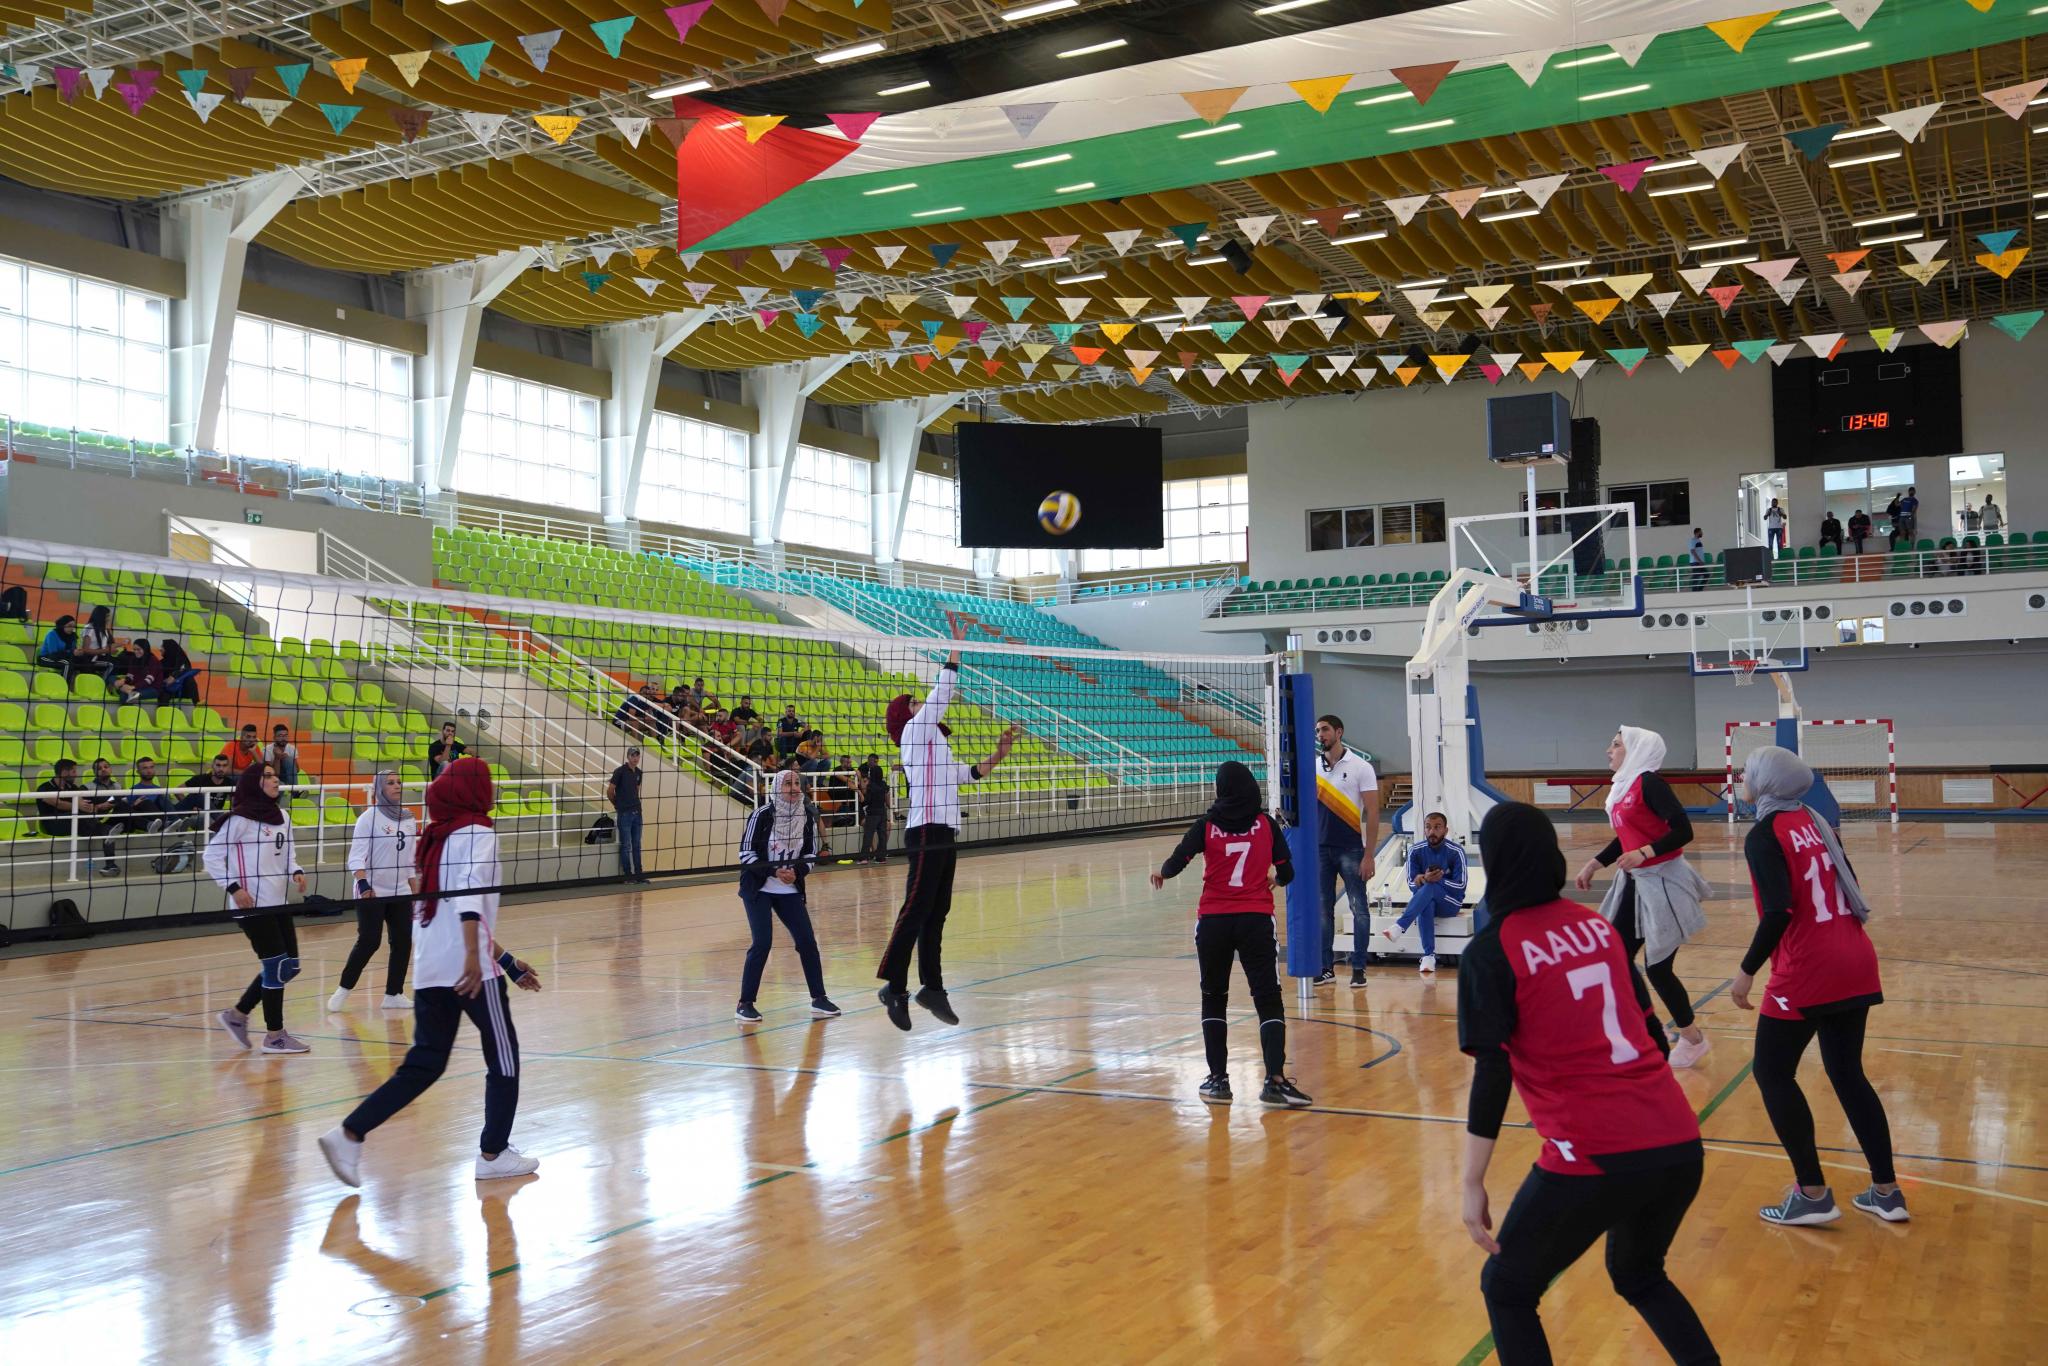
159, 639, 192, 674
1477, 802, 1567, 918
1205, 760, 1264, 832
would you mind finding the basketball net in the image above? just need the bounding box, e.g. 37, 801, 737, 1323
1536, 619, 1573, 659
1731, 658, 1760, 687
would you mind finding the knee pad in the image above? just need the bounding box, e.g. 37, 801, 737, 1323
260, 953, 301, 989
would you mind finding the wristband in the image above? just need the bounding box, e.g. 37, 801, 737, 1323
496, 950, 526, 979
356, 878, 373, 894
226, 881, 242, 896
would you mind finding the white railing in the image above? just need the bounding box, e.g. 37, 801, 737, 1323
164, 513, 258, 610
1037, 566, 1248, 603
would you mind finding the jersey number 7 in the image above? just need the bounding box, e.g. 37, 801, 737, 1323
1567, 961, 1641, 1066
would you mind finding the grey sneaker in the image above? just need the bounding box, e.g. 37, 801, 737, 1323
1760, 1186, 1841, 1226
218, 1009, 251, 1050
1852, 1185, 1910, 1223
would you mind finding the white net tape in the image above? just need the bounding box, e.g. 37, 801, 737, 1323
1727, 720, 1896, 822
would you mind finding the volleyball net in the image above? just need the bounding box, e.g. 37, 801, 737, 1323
0, 533, 1279, 934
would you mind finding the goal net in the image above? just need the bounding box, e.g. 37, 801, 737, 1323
0, 531, 1278, 933
1724, 719, 1898, 824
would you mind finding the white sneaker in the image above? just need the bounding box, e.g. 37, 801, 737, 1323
1418, 955, 1437, 975
380, 993, 412, 1011
1380, 927, 1398, 945
475, 1146, 540, 1180
326, 987, 351, 1012
318, 1126, 363, 1188
1669, 1032, 1712, 1069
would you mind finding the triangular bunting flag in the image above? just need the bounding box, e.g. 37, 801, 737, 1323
1101, 324, 1136, 344
1975, 249, 2027, 280
1200, 366, 1226, 387
1439, 186, 1486, 218
1430, 354, 1470, 381
1832, 269, 1870, 297
1217, 354, 1248, 374
1570, 359, 1598, 378
684, 280, 716, 303
1057, 298, 1089, 321
1801, 333, 1846, 359
944, 294, 977, 318
1692, 143, 1748, 180
827, 112, 879, 141
1397, 367, 1424, 387
666, 2, 715, 42
1105, 229, 1143, 256
1362, 315, 1395, 337
1598, 158, 1655, 194
1230, 295, 1269, 320
1531, 302, 1553, 325
1679, 266, 1719, 293
1706, 13, 1781, 54
1830, 0, 1883, 28
1732, 339, 1775, 363
1169, 224, 1207, 250
999, 297, 1033, 320
319, 103, 362, 136
1989, 310, 2044, 342
1608, 347, 1651, 374
1542, 350, 1583, 373
1712, 349, 1743, 370
380, 51, 428, 88
1210, 321, 1245, 342
390, 107, 430, 142
1516, 362, 1547, 383
876, 245, 907, 269
634, 278, 661, 298
1981, 79, 2048, 121
1869, 326, 1899, 351
186, 91, 226, 123
1668, 343, 1711, 369
885, 293, 917, 313
590, 16, 636, 58
1237, 216, 1277, 245
1707, 284, 1744, 311
1181, 87, 1248, 125
738, 114, 786, 144
274, 63, 309, 96
1479, 362, 1505, 385
1043, 233, 1081, 258
1875, 102, 1941, 143
1467, 283, 1513, 309
1611, 34, 1656, 66
1899, 259, 1948, 285
1047, 323, 1081, 344
1516, 173, 1569, 210
1390, 61, 1457, 105
1022, 343, 1053, 362
912, 354, 935, 372
582, 272, 612, 295
654, 118, 692, 149
330, 57, 368, 94
1604, 274, 1652, 302
1978, 229, 2019, 255
738, 285, 771, 307
450, 43, 492, 81
174, 68, 207, 96
1263, 319, 1292, 342
820, 248, 853, 271
1002, 102, 1056, 139
1919, 320, 1967, 348
1574, 298, 1620, 324
982, 240, 1018, 266
1384, 194, 1431, 225
832, 289, 861, 311
1644, 291, 1680, 317
1070, 346, 1105, 365
1765, 343, 1797, 366
518, 30, 563, 71
962, 321, 988, 343
1784, 123, 1845, 160
1289, 75, 1352, 114
114, 72, 157, 114
1747, 258, 1799, 286
1402, 288, 1440, 313
1772, 277, 1807, 304
929, 242, 961, 267
770, 245, 803, 271
611, 115, 649, 147
1503, 50, 1551, 87
1827, 249, 1870, 273
84, 68, 116, 99
1420, 308, 1455, 331
1477, 307, 1509, 328
534, 114, 581, 145
246, 97, 291, 127
53, 68, 85, 102
1292, 292, 1327, 315
1175, 296, 1209, 320
1114, 296, 1151, 316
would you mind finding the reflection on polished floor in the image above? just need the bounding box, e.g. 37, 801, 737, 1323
0, 822, 2041, 1364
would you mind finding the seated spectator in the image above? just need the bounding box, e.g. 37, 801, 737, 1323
124, 755, 173, 832
266, 724, 302, 793
796, 729, 827, 770
35, 758, 118, 874
157, 638, 201, 704
823, 760, 857, 831
173, 753, 235, 833
707, 708, 738, 745
428, 720, 465, 778
640, 684, 674, 740
745, 730, 775, 766
665, 678, 691, 711
0, 584, 25, 621
1818, 513, 1845, 554
691, 676, 716, 710
113, 638, 167, 705
676, 695, 708, 731
220, 722, 263, 770
776, 704, 803, 758
1847, 509, 1872, 554
37, 614, 81, 680
75, 605, 120, 679
728, 695, 759, 728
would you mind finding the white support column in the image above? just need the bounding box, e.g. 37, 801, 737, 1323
594, 309, 715, 526
867, 394, 953, 564
407, 247, 539, 496
741, 354, 853, 547
163, 170, 304, 453
972, 546, 1001, 580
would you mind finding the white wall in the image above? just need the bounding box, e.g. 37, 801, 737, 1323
1049, 591, 1268, 656
1247, 330, 2047, 587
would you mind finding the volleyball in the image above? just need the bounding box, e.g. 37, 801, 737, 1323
1038, 490, 1082, 535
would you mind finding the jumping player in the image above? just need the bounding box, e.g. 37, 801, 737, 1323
1150, 760, 1309, 1109
1460, 802, 1720, 1366
1574, 726, 1714, 1069
875, 613, 1017, 1031
1735, 746, 1905, 1226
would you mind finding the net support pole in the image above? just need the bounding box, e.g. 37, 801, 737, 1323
1279, 669, 1324, 1006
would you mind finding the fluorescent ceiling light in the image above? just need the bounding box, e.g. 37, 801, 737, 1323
1686, 236, 1748, 251
1178, 122, 1240, 138
1850, 210, 1914, 227
1330, 230, 1388, 245
911, 205, 964, 217
1155, 234, 1211, 248
1253, 0, 1326, 12
1858, 229, 1924, 246
1141, 313, 1181, 323
861, 182, 917, 196
1829, 149, 1901, 168
1479, 187, 1520, 199
1536, 258, 1592, 271
1580, 83, 1651, 102
1399, 277, 1448, 288
1831, 124, 1895, 142
817, 40, 885, 64
1775, 6, 1840, 22
1700, 254, 1759, 267
1216, 149, 1278, 165
1354, 90, 1415, 106
2038, 210, 2048, 220
1019, 256, 1072, 269
1001, 0, 1078, 18
648, 78, 711, 98
1648, 181, 1716, 197
1342, 209, 1364, 218
1389, 118, 1455, 133
1180, 322, 1213, 333
1432, 292, 1469, 303
1055, 271, 1106, 284
1187, 255, 1229, 265
1478, 206, 1542, 222
1014, 152, 1072, 168
1055, 181, 1096, 193
2036, 189, 2048, 199
1555, 51, 1621, 68
1057, 38, 1127, 59
877, 80, 930, 96
1648, 157, 1698, 172
1548, 277, 1598, 288
1790, 40, 1871, 62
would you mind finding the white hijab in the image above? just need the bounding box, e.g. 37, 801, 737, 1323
1605, 725, 1668, 816
769, 769, 808, 852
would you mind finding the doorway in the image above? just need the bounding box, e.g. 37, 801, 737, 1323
1736, 472, 1787, 549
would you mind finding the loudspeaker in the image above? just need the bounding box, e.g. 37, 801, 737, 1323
1220, 240, 1255, 275
1566, 416, 1603, 576
1723, 545, 1773, 585
1485, 393, 1573, 463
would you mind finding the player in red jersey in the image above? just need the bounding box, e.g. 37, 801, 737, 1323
1459, 803, 1719, 1366
1734, 746, 1906, 1227
1151, 760, 1308, 1110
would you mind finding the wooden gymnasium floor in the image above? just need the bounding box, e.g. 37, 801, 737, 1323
0, 819, 2042, 1365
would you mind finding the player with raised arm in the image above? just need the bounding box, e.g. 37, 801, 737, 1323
1150, 760, 1308, 1109
1460, 802, 1720, 1366
1735, 746, 1904, 1227
875, 611, 1017, 1031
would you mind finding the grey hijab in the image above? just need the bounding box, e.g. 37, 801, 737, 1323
1744, 745, 1872, 922
371, 770, 409, 821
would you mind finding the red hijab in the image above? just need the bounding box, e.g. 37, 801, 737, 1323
415, 755, 494, 923
230, 761, 284, 826
885, 693, 949, 746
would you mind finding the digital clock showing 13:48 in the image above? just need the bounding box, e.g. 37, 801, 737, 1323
1840, 411, 1892, 431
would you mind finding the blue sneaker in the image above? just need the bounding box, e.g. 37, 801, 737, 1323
1760, 1186, 1841, 1226
1852, 1185, 1910, 1223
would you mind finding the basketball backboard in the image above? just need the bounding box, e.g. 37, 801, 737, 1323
1451, 500, 1642, 627
1688, 604, 1818, 678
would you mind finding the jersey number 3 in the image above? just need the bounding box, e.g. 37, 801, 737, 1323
1567, 961, 1641, 1066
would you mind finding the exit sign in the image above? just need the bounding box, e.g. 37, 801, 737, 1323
243, 509, 264, 526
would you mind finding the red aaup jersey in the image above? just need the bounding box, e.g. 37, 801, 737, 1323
1486, 899, 1698, 1174
1198, 815, 1279, 917
1609, 775, 1680, 868
1749, 810, 1883, 1020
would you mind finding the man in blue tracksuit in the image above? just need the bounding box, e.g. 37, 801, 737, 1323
1384, 810, 1466, 976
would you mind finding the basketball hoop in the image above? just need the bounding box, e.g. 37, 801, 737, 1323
1731, 658, 1760, 687
1535, 619, 1574, 659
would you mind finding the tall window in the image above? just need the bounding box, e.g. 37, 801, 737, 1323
0, 257, 167, 441
223, 317, 411, 478
782, 445, 872, 555
1081, 473, 1249, 571
456, 371, 601, 513
1001, 548, 1060, 577
639, 411, 749, 535
901, 471, 972, 569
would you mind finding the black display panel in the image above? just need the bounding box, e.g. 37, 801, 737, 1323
956, 422, 1164, 549
1771, 342, 1961, 468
